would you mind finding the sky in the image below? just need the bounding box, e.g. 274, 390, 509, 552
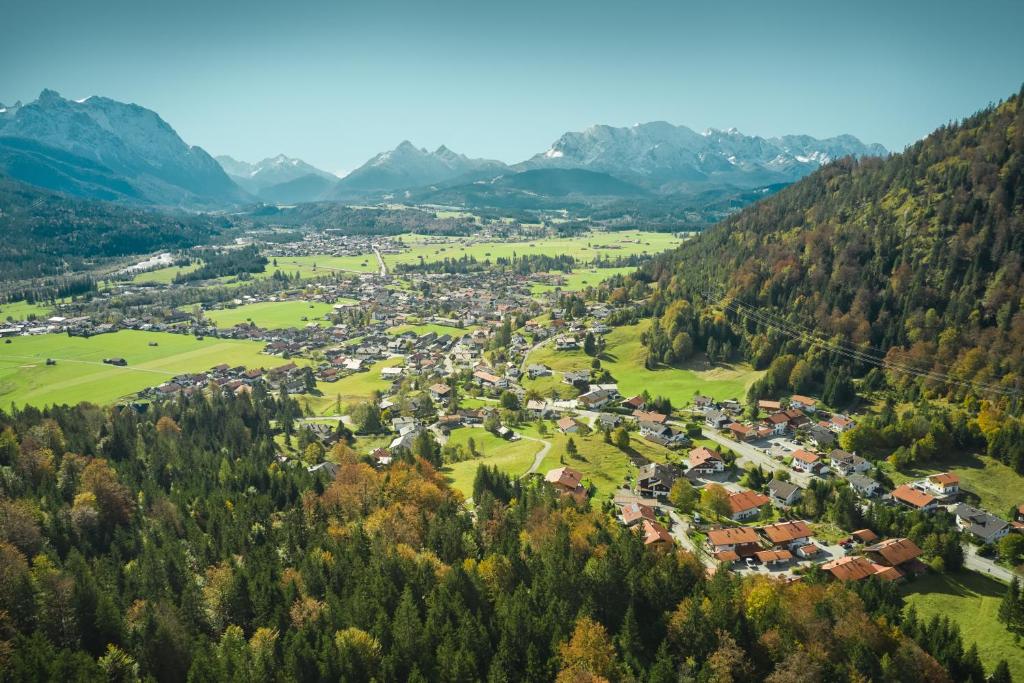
2, 0, 1023, 176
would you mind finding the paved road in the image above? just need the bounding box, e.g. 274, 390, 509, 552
521, 434, 552, 475
668, 510, 716, 569
963, 544, 1017, 583
697, 428, 814, 488
372, 247, 387, 277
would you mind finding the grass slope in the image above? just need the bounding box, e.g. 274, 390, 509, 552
902, 571, 1023, 680
882, 454, 1024, 517
202, 301, 337, 330
301, 356, 405, 415
0, 331, 277, 407
442, 428, 544, 496
0, 301, 53, 321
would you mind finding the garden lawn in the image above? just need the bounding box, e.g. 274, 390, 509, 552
442, 428, 544, 496
132, 262, 201, 284
0, 331, 278, 407
902, 571, 1023, 681
202, 301, 337, 330
525, 320, 763, 404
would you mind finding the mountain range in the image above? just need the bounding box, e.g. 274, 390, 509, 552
0, 89, 887, 209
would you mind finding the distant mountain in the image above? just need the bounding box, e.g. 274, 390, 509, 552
518, 121, 887, 192
216, 153, 338, 203
0, 89, 250, 207
332, 141, 508, 197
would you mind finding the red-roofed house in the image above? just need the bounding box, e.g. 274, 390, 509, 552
924, 472, 960, 497
641, 519, 674, 549
791, 449, 825, 474
545, 467, 586, 499
688, 447, 725, 474
789, 395, 818, 412
760, 520, 813, 549
892, 485, 937, 511
707, 526, 760, 558
727, 489, 771, 521
620, 502, 656, 527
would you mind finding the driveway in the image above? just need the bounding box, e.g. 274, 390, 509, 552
962, 544, 1017, 583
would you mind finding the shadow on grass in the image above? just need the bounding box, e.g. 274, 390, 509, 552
903, 570, 1007, 600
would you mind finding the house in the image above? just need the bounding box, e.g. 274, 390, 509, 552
527, 364, 552, 379
577, 388, 614, 409
694, 395, 715, 411
727, 489, 771, 521
763, 412, 790, 435
789, 395, 818, 412
865, 538, 924, 575
782, 409, 810, 429
807, 425, 836, 449
707, 526, 761, 560
597, 413, 623, 429
705, 410, 731, 429
760, 520, 813, 549
892, 484, 937, 511
473, 370, 501, 387
851, 529, 879, 545
725, 422, 755, 442
620, 502, 657, 527
767, 479, 802, 507
545, 467, 586, 499
640, 422, 689, 448
429, 383, 452, 401
636, 463, 682, 497
847, 473, 882, 498
758, 400, 782, 412
622, 395, 646, 411
790, 449, 824, 474
794, 543, 820, 559
829, 415, 855, 432
554, 335, 578, 350
954, 504, 1010, 544
526, 400, 558, 418
633, 410, 668, 424
563, 370, 591, 388
640, 519, 674, 549
830, 449, 870, 476
557, 416, 583, 434
924, 472, 960, 498
822, 556, 898, 582
688, 446, 725, 475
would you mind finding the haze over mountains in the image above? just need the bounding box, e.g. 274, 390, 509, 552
0, 89, 887, 209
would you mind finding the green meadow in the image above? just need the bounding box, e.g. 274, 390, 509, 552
523, 320, 762, 404
386, 323, 474, 337
0, 331, 279, 407
903, 571, 1023, 681
202, 300, 337, 330
531, 266, 639, 293
0, 300, 54, 321
442, 428, 545, 496
301, 356, 406, 415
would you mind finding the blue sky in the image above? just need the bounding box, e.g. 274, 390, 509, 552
2, 0, 1023, 175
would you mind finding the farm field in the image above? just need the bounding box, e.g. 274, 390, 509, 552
201, 300, 337, 330
531, 266, 639, 293
524, 320, 762, 404
881, 454, 1024, 516
902, 571, 1023, 681
0, 331, 279, 407
385, 230, 684, 269
0, 300, 53, 321
442, 428, 544, 496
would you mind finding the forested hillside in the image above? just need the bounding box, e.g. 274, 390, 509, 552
0, 395, 966, 682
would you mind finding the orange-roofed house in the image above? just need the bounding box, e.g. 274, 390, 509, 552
760, 520, 813, 549
789, 395, 818, 412
557, 416, 582, 434
865, 537, 924, 569
725, 422, 756, 442
545, 467, 586, 499
640, 519, 674, 549
707, 526, 761, 558
620, 502, 657, 527
688, 447, 725, 475
790, 449, 825, 474
892, 485, 937, 511
924, 472, 960, 498
822, 556, 898, 582
754, 548, 793, 567
727, 489, 771, 521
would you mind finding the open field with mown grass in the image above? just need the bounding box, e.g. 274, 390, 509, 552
0, 300, 54, 321
202, 300, 337, 330
132, 262, 201, 284
902, 571, 1023, 681
386, 323, 475, 337
442, 428, 544, 496
262, 254, 379, 277
0, 331, 280, 407
300, 356, 405, 415
385, 230, 684, 269
524, 320, 762, 404
531, 266, 639, 293
881, 454, 1024, 516
533, 429, 634, 500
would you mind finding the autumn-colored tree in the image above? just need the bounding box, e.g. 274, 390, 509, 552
700, 484, 732, 520
557, 615, 619, 683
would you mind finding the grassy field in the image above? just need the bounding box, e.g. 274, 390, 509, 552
442, 428, 544, 495
132, 262, 201, 284
534, 430, 633, 500
882, 454, 1024, 516
903, 571, 1023, 680
202, 300, 337, 330
263, 254, 379, 278
524, 321, 762, 404
0, 300, 54, 321
532, 266, 639, 293
301, 356, 405, 415
0, 331, 279, 407
386, 230, 684, 269
387, 323, 474, 337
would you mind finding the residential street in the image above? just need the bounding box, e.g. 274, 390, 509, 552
962, 544, 1018, 583
698, 428, 815, 488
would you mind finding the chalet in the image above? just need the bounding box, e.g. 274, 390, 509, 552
620, 502, 657, 527
578, 388, 614, 409
954, 504, 1010, 544
851, 528, 879, 545
794, 543, 820, 559
633, 410, 668, 424
694, 395, 715, 411
707, 526, 760, 560
789, 395, 818, 412
822, 556, 898, 583
429, 383, 452, 401
637, 463, 682, 497
727, 489, 771, 521
829, 449, 870, 476
790, 449, 824, 474
473, 370, 501, 387
865, 537, 924, 576
563, 370, 591, 388
760, 520, 813, 549
829, 414, 855, 432
891, 485, 937, 511
641, 519, 674, 549
597, 413, 624, 430
758, 399, 782, 412
924, 472, 960, 498
763, 412, 790, 435
557, 416, 583, 434
622, 395, 646, 411
545, 466, 586, 499
847, 473, 882, 498
768, 479, 802, 507
725, 422, 756, 442
688, 447, 725, 475
371, 448, 393, 467
554, 335, 579, 350
782, 409, 810, 429
526, 400, 558, 418
807, 425, 836, 449
754, 549, 793, 567
705, 410, 731, 429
